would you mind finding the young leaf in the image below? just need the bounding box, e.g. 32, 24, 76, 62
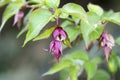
62, 3, 87, 21
87, 3, 104, 16
33, 26, 56, 41
84, 61, 97, 80
0, 1, 24, 32
23, 8, 52, 46
45, 0, 60, 9
42, 60, 72, 76
104, 12, 120, 26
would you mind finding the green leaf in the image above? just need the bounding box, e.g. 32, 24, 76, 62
117, 56, 120, 68
42, 60, 72, 76
84, 61, 97, 80
69, 65, 78, 80
89, 25, 103, 41
61, 20, 73, 28
65, 51, 89, 61
116, 37, 120, 45
33, 26, 56, 41
62, 3, 87, 21
104, 12, 120, 26
0, 0, 10, 7
0, 1, 24, 32
92, 70, 110, 80
23, 8, 52, 46
60, 69, 69, 80
81, 12, 102, 47
91, 57, 102, 64
72, 16, 80, 24
28, 0, 44, 4
102, 10, 114, 18
61, 20, 80, 42
45, 0, 60, 9
59, 11, 69, 19
87, 3, 104, 16
63, 38, 72, 48
64, 26, 80, 42
108, 52, 118, 74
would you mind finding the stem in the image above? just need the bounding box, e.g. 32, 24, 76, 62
55, 16, 59, 25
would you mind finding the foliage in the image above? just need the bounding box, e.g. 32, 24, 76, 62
0, 0, 120, 80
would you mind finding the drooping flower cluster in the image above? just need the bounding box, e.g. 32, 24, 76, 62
49, 25, 68, 62
100, 32, 115, 62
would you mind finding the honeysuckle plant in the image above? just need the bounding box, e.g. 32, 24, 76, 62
0, 0, 120, 80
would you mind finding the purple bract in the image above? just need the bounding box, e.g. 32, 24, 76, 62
52, 26, 67, 41
49, 40, 62, 62
100, 32, 115, 62
13, 11, 24, 26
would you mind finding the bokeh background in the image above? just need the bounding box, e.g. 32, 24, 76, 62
0, 0, 120, 80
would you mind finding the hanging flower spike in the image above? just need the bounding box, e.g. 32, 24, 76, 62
100, 32, 115, 62
49, 40, 62, 62
13, 11, 24, 26
49, 25, 71, 62
52, 25, 67, 41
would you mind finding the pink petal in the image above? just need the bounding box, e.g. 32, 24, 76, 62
49, 40, 54, 53
13, 11, 24, 26
104, 46, 111, 62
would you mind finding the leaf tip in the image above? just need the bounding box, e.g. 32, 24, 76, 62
33, 38, 38, 41
0, 21, 6, 32
22, 40, 28, 47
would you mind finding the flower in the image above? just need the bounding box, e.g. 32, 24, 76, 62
52, 26, 67, 41
49, 40, 62, 62
100, 32, 115, 62
13, 11, 24, 26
